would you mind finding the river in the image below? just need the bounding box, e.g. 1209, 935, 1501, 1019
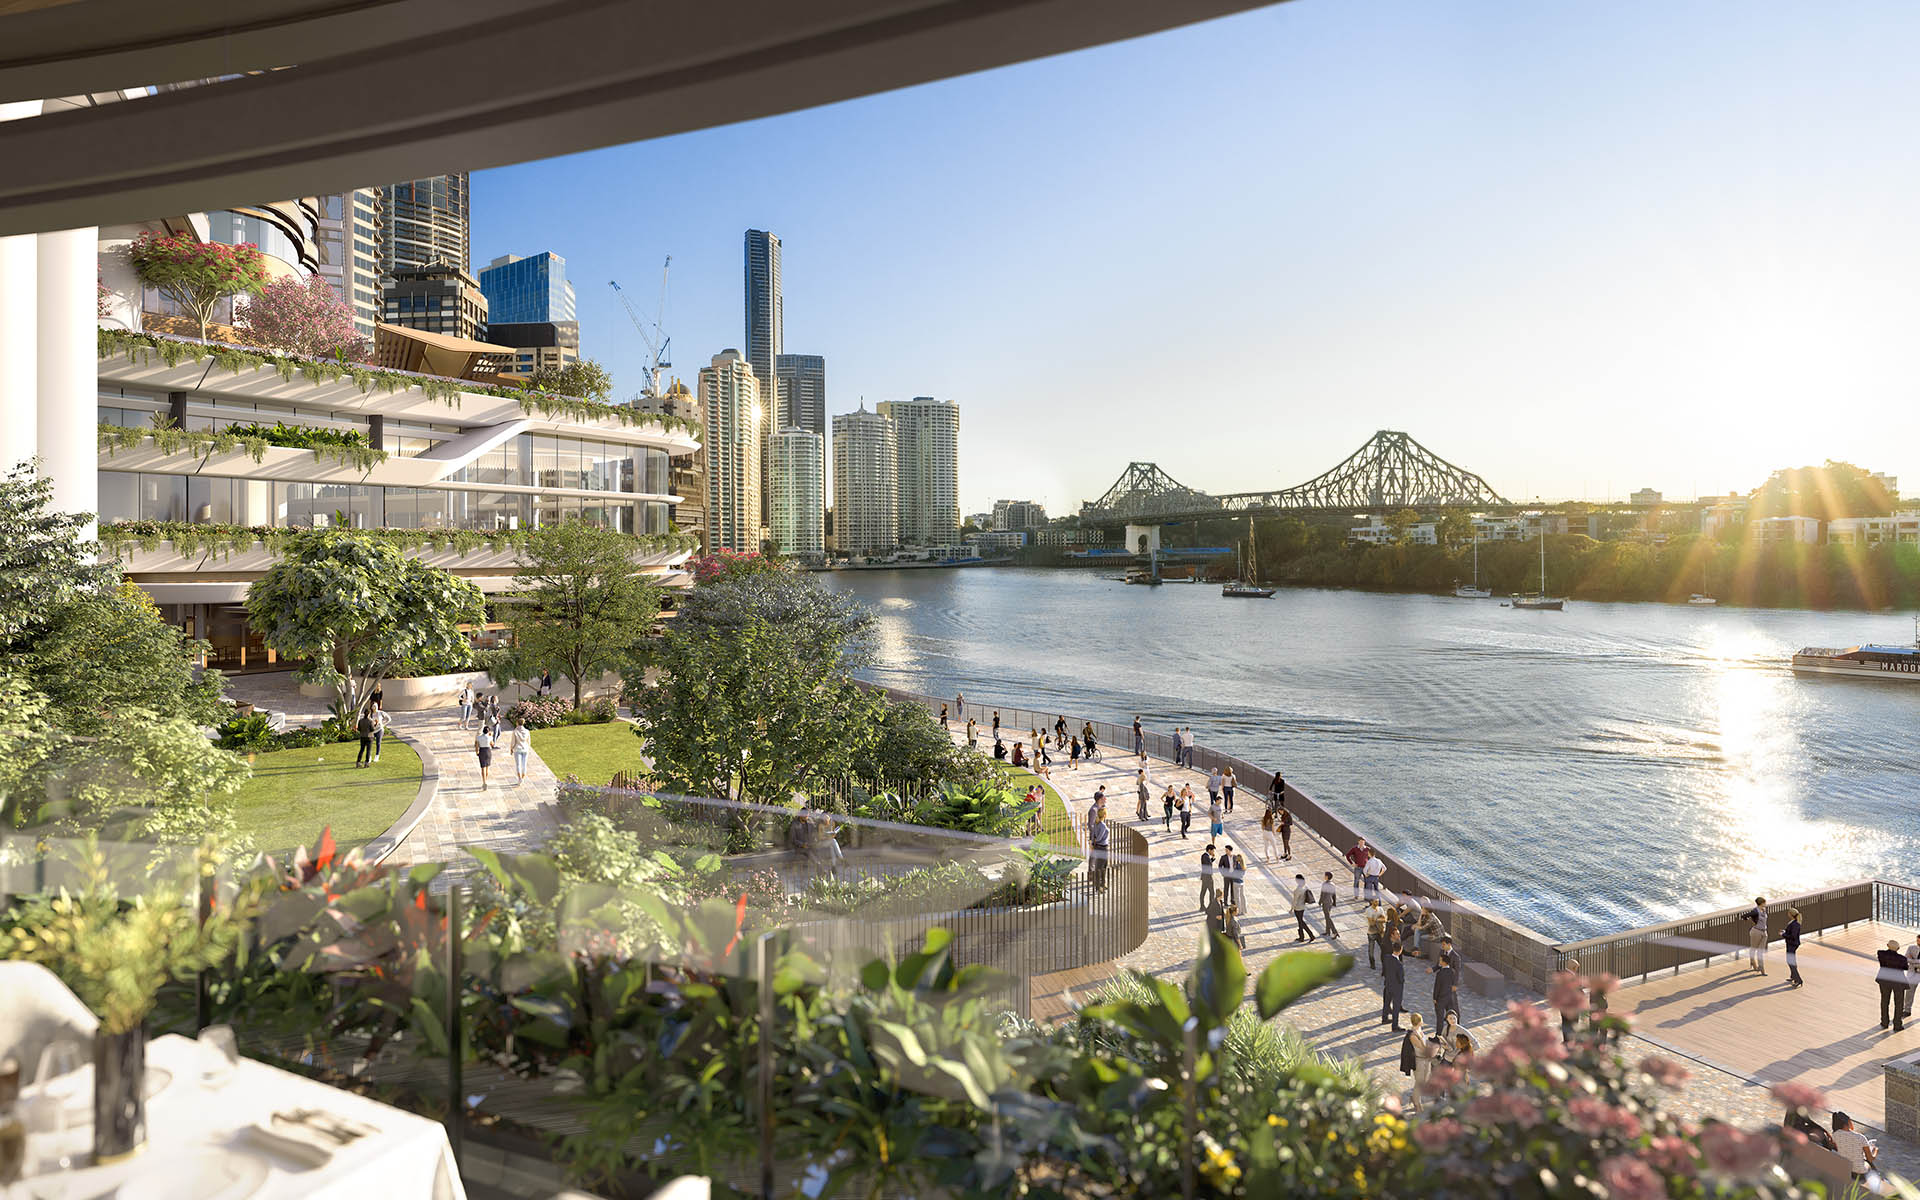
818, 567, 1920, 941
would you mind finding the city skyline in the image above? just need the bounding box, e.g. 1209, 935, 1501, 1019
470, 1, 1920, 516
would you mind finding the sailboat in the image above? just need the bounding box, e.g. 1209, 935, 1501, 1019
1223, 518, 1276, 598
1511, 522, 1566, 611
1453, 527, 1492, 598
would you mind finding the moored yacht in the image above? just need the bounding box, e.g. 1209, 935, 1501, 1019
1510, 522, 1566, 612
1454, 528, 1491, 598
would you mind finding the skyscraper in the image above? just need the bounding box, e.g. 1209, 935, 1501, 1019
380, 173, 470, 274
743, 229, 782, 389
382, 263, 489, 341
700, 349, 764, 553
478, 252, 576, 324
833, 405, 899, 556
878, 396, 960, 547
774, 353, 826, 437
767, 427, 825, 561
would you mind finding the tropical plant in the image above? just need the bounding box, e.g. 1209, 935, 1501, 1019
127, 232, 269, 342
97, 420, 387, 473
525, 359, 614, 402
245, 529, 486, 717
494, 519, 664, 707
237, 272, 369, 361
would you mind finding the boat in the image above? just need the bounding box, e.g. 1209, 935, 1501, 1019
1792, 617, 1920, 682
1687, 594, 1718, 606
1511, 522, 1566, 612
1125, 544, 1164, 585
1453, 528, 1492, 598
1222, 518, 1277, 598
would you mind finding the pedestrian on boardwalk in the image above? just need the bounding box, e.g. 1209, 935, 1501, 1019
1905, 932, 1920, 1018
940, 703, 949, 728
1439, 1012, 1476, 1058
1068, 736, 1082, 769
1276, 803, 1293, 860
1741, 897, 1769, 974
1260, 806, 1280, 861
1220, 845, 1241, 908
1163, 784, 1176, 832
355, 705, 377, 767
1086, 786, 1106, 838
1433, 937, 1460, 1030
956, 692, 965, 717
1178, 790, 1193, 838
1206, 766, 1223, 810
992, 710, 1000, 739
1205, 892, 1226, 938
1133, 715, 1144, 756
1345, 838, 1370, 893
1877, 940, 1910, 1032
1136, 769, 1151, 821
1036, 734, 1051, 767
1088, 811, 1110, 890
1207, 793, 1224, 840
1186, 727, 1198, 767
1222, 766, 1237, 814
966, 717, 977, 749
1224, 903, 1246, 950
1268, 770, 1285, 810
511, 717, 533, 785
1382, 942, 1406, 1029
1231, 846, 1249, 912
1401, 1014, 1438, 1113
1199, 845, 1217, 911
1363, 852, 1386, 903
1783, 907, 1804, 988
1320, 872, 1339, 938
1290, 874, 1318, 943
1172, 726, 1185, 769
458, 683, 475, 730
474, 722, 495, 789
1365, 900, 1386, 970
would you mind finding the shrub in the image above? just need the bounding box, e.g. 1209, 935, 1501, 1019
505, 694, 575, 729
215, 711, 275, 751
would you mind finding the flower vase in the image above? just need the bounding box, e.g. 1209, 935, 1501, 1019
92, 1027, 146, 1163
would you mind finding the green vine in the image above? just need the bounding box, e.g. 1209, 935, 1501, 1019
99, 329, 703, 441
97, 521, 701, 563
97, 423, 388, 473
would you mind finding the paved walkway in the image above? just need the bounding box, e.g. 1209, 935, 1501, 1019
974, 729, 1920, 1177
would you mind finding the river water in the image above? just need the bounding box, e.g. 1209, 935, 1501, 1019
819, 567, 1920, 941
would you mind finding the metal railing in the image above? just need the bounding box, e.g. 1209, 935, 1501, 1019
1552, 881, 1877, 983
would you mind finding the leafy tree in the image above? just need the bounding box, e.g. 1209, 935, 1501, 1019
1385, 508, 1420, 544
1436, 510, 1473, 548
238, 273, 368, 361
527, 359, 615, 402
673, 568, 873, 660
1748, 460, 1897, 521
496, 519, 663, 707
128, 231, 269, 342
26, 582, 226, 734
246, 530, 486, 717
848, 700, 989, 793
0, 464, 116, 651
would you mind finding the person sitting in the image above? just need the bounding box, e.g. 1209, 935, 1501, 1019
1784, 1110, 1837, 1153
1011, 741, 1027, 768
1830, 1112, 1877, 1184
993, 737, 1008, 761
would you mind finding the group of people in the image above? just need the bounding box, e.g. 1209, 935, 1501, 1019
457, 682, 535, 789
353, 690, 392, 768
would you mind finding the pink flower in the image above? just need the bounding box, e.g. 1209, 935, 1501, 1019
1549, 971, 1590, 1016
1589, 971, 1621, 999
1569, 1097, 1645, 1141
1414, 1118, 1465, 1152
1501, 1020, 1569, 1064
1507, 999, 1548, 1028
1599, 1154, 1666, 1200
1643, 1134, 1696, 1175
1422, 1065, 1464, 1096
1769, 1080, 1826, 1113
1697, 1123, 1777, 1179
1637, 1055, 1690, 1089
1465, 1093, 1544, 1129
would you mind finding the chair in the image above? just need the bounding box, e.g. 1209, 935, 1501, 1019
0, 962, 98, 1083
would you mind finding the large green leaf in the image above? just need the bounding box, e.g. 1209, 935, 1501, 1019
1191, 929, 1246, 1028
1254, 950, 1352, 1019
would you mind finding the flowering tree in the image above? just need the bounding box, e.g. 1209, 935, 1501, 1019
238, 273, 369, 361
128, 232, 269, 343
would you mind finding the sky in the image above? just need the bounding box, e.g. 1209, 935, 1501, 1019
471, 0, 1920, 517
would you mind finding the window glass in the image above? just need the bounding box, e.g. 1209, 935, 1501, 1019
234, 479, 272, 526
531, 436, 559, 489
642, 501, 669, 535
187, 476, 233, 524
140, 474, 186, 522
98, 472, 138, 524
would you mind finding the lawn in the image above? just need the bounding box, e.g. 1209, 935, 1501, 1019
531, 720, 648, 786
232, 740, 423, 857
994, 765, 1078, 856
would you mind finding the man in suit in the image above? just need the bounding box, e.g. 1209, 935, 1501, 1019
1382, 943, 1406, 1030
1877, 940, 1909, 1032
1198, 845, 1216, 912
1433, 935, 1461, 1030
1290, 874, 1318, 944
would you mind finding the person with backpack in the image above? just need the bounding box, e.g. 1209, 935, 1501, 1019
355, 706, 377, 767
1290, 874, 1318, 943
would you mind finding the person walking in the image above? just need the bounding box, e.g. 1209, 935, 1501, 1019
1207, 792, 1224, 840
1783, 907, 1804, 988
510, 717, 533, 785
1905, 932, 1920, 1018
370, 702, 390, 763
1088, 810, 1110, 890
1741, 897, 1770, 975
1290, 874, 1318, 943
1205, 891, 1227, 938
1136, 769, 1152, 821
457, 683, 475, 731
1878, 940, 1910, 1031
1222, 767, 1237, 814
1198, 845, 1217, 911
1276, 803, 1293, 861
1433, 938, 1460, 1031
966, 717, 978, 749
474, 722, 495, 789
1319, 871, 1339, 938
1068, 736, 1082, 770
1230, 846, 1250, 912
1401, 1014, 1439, 1113
1260, 806, 1281, 862
1172, 726, 1185, 770
1365, 900, 1387, 971
1345, 838, 1371, 894
1220, 845, 1242, 909
1178, 790, 1193, 838
940, 703, 949, 728
1162, 784, 1176, 832
1036, 734, 1051, 767
1206, 765, 1223, 810
1223, 903, 1246, 950
1363, 852, 1386, 903
355, 705, 377, 767
1382, 941, 1406, 1029
1133, 715, 1144, 756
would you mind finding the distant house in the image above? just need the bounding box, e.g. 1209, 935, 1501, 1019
1748, 515, 1822, 544
1629, 487, 1662, 507
1827, 512, 1920, 546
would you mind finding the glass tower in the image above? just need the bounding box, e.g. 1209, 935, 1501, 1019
479, 252, 577, 325
743, 229, 782, 390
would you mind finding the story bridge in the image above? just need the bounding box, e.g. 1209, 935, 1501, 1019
1080, 430, 1508, 524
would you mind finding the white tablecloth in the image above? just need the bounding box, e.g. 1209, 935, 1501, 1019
36, 1034, 466, 1200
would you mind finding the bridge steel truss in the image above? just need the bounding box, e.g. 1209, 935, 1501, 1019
1082, 431, 1508, 523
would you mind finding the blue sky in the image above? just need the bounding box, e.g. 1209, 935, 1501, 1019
473, 1, 1920, 515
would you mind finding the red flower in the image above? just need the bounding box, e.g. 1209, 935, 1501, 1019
1599, 1154, 1665, 1200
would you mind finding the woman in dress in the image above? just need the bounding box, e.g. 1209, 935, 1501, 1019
474, 722, 495, 789
1401, 1013, 1440, 1113
1261, 806, 1281, 862
1135, 769, 1152, 821
1069, 736, 1082, 770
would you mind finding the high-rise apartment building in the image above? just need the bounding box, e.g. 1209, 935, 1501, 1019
743, 229, 782, 389
877, 396, 960, 547
379, 174, 470, 274
992, 499, 1047, 531
832, 405, 899, 556
767, 427, 825, 561
632, 379, 705, 540
700, 349, 764, 553
382, 263, 490, 341
479, 252, 576, 324
315, 189, 382, 340
774, 353, 826, 437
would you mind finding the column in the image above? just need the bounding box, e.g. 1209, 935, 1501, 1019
38, 226, 100, 529
0, 99, 39, 478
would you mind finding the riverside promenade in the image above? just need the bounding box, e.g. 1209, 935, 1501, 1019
951, 716, 1920, 1176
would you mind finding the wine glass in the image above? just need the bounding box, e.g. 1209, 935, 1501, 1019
197, 1025, 239, 1091
31, 1043, 83, 1117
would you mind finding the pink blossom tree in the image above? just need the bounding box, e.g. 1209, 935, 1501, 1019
128, 231, 269, 343
238, 273, 370, 362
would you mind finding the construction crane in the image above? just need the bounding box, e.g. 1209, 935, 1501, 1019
609, 256, 671, 401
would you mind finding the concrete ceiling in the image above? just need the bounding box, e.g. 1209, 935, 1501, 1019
0, 0, 1281, 237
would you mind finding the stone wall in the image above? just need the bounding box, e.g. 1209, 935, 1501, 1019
1887, 1052, 1920, 1143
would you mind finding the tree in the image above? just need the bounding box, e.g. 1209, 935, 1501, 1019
1749, 461, 1896, 521
496, 519, 664, 707
128, 231, 269, 342
1435, 511, 1473, 549
238, 273, 369, 361
0, 464, 116, 652
1385, 508, 1420, 545
527, 359, 615, 402
26, 582, 227, 734
246, 531, 486, 717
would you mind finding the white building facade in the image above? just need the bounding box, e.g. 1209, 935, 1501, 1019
766, 426, 825, 560
831, 405, 898, 556
877, 395, 959, 547
1826, 512, 1920, 546
700, 349, 764, 553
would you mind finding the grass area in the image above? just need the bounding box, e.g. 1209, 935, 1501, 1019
995, 765, 1079, 856
232, 740, 422, 857
530, 720, 647, 786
